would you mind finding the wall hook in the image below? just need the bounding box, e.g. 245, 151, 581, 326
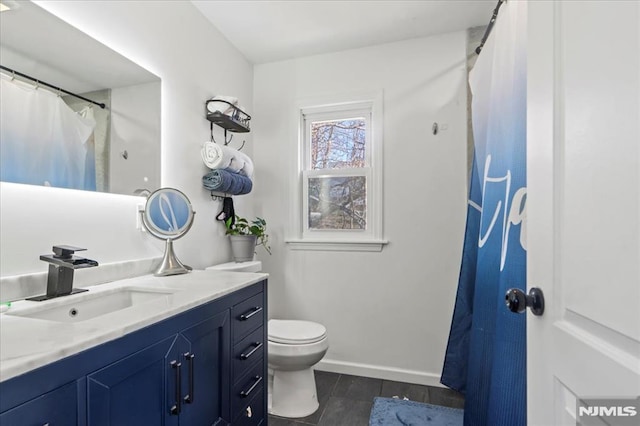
224, 131, 233, 146
210, 122, 217, 143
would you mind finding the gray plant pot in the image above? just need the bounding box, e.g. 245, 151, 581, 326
229, 235, 257, 262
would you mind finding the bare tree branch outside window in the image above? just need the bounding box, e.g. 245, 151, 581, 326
308, 118, 367, 230
311, 119, 365, 170
308, 176, 366, 229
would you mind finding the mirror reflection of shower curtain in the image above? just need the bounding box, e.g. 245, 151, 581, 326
80, 106, 97, 191
441, 2, 527, 426
0, 76, 96, 190
68, 90, 111, 192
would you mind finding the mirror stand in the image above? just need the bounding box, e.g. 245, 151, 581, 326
140, 188, 195, 277
155, 239, 192, 277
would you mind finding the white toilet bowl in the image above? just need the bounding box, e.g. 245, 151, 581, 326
268, 319, 329, 418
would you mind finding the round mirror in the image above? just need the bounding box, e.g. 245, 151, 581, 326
141, 188, 195, 276
143, 188, 194, 239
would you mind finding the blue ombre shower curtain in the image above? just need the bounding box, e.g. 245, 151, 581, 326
441, 2, 527, 426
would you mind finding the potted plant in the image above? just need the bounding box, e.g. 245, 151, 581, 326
225, 215, 271, 262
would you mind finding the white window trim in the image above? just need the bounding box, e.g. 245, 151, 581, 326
286, 90, 387, 252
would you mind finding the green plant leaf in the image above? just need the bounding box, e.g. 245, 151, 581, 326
223, 214, 271, 254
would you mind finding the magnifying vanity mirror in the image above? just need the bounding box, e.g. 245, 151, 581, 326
141, 188, 195, 276
0, 0, 161, 196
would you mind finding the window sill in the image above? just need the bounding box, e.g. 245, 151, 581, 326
285, 239, 389, 252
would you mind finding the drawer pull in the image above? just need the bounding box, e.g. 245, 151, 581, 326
239, 306, 262, 321
246, 405, 253, 418
184, 352, 195, 404
170, 360, 182, 415
239, 375, 262, 398
240, 342, 263, 360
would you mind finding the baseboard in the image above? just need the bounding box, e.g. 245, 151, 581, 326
315, 358, 446, 388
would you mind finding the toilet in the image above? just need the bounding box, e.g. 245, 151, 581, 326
268, 319, 328, 418
206, 261, 329, 418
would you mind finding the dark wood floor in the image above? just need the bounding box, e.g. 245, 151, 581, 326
268, 371, 464, 426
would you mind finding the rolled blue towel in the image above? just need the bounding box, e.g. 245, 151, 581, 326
202, 169, 253, 195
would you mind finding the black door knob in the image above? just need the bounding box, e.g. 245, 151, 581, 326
505, 287, 545, 316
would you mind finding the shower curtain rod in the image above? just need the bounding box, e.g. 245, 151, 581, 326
475, 0, 506, 55
0, 64, 106, 109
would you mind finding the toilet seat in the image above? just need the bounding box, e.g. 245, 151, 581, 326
268, 319, 327, 345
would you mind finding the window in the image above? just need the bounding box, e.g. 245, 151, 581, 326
288, 94, 386, 251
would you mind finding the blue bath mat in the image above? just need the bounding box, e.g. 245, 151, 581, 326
369, 397, 463, 426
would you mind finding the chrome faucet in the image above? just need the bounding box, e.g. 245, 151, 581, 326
27, 245, 99, 301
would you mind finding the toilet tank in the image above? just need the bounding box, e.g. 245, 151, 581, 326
206, 261, 262, 273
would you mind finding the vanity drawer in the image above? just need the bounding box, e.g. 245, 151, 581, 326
233, 326, 265, 380
233, 389, 265, 426
0, 381, 77, 425
232, 359, 264, 417
233, 292, 264, 342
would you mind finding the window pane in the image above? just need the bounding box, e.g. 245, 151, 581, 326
310, 118, 365, 169
308, 176, 366, 230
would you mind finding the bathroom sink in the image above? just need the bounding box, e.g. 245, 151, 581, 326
7, 287, 178, 323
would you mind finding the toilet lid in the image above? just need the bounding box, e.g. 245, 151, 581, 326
268, 319, 327, 344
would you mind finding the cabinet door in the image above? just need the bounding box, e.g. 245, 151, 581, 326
87, 335, 182, 426
178, 310, 230, 426
0, 381, 77, 426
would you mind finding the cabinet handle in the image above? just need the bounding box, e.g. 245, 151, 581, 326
239, 375, 262, 398
183, 352, 195, 404
240, 342, 263, 360
170, 360, 182, 415
239, 306, 262, 321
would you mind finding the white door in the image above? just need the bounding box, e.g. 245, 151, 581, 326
527, 1, 640, 425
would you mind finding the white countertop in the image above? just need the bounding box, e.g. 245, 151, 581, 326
0, 270, 267, 382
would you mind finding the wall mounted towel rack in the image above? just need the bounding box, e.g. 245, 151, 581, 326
205, 98, 250, 151
210, 191, 230, 201
205, 100, 251, 132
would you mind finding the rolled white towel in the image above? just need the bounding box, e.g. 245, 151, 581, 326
229, 151, 254, 178
201, 141, 230, 170
200, 141, 254, 178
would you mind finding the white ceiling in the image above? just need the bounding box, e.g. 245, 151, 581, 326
192, 0, 496, 64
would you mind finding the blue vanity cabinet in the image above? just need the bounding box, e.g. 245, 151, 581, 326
0, 381, 78, 425
230, 291, 268, 425
86, 310, 230, 426
175, 310, 231, 426
86, 336, 180, 426
0, 280, 267, 426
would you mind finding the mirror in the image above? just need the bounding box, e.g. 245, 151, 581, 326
0, 0, 161, 196
141, 188, 195, 276
143, 188, 195, 239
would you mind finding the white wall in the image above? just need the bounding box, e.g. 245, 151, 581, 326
0, 1, 253, 287
253, 33, 468, 385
